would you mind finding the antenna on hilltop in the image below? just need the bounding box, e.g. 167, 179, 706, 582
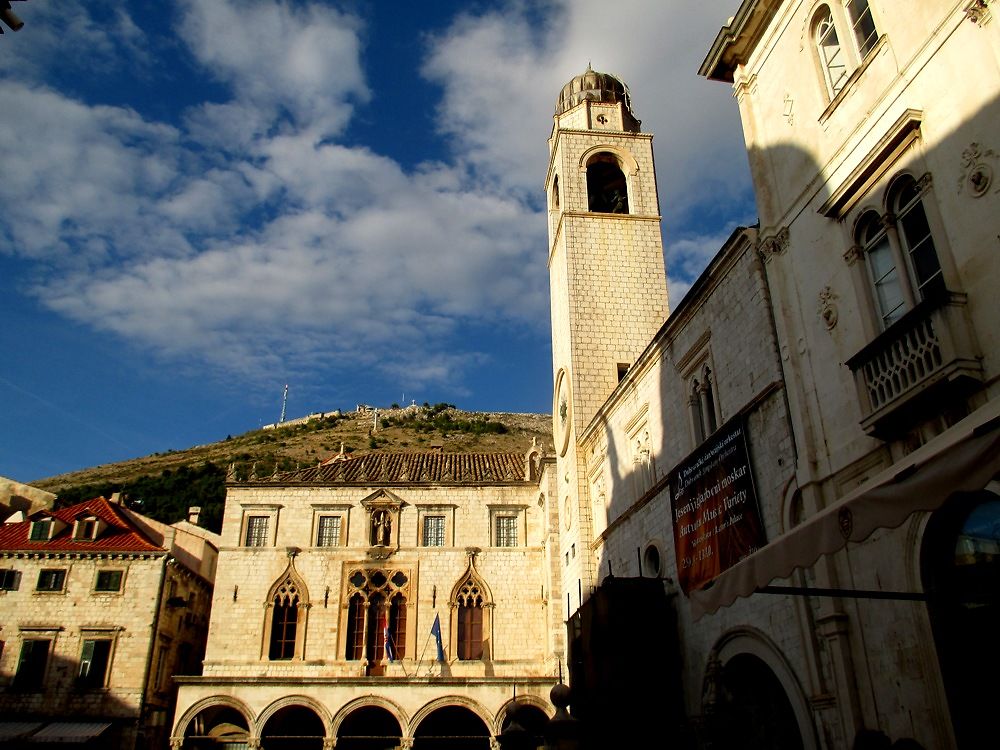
279, 384, 288, 424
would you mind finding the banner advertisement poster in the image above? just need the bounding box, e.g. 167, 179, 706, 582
669, 415, 766, 594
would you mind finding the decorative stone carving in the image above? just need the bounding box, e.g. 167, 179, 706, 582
758, 227, 790, 263
842, 244, 864, 266
965, 0, 992, 26
818, 286, 839, 330
958, 142, 997, 197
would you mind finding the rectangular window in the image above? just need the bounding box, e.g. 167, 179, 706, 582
77, 639, 112, 689
316, 516, 342, 547
244, 516, 269, 547
95, 570, 123, 592
0, 569, 21, 591
423, 515, 445, 547
36, 569, 66, 592
14, 639, 50, 691
29, 521, 50, 541
496, 516, 518, 547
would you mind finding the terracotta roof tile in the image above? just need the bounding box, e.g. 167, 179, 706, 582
254, 452, 528, 485
0, 497, 164, 553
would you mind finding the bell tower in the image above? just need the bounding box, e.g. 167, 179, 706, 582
545, 66, 669, 612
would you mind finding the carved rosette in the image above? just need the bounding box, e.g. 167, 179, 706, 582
958, 142, 997, 197
965, 0, 992, 26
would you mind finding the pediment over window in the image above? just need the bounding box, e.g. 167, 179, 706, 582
359, 489, 405, 513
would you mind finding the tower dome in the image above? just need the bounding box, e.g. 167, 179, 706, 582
554, 65, 639, 129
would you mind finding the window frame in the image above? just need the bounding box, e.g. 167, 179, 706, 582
36, 568, 67, 593
77, 637, 114, 689
94, 569, 124, 593
810, 1, 882, 106
316, 515, 343, 548
29, 519, 52, 542
0, 568, 22, 591
14, 638, 52, 691
488, 505, 528, 548
415, 504, 456, 547
311, 504, 350, 548
422, 515, 446, 547
848, 170, 951, 335
238, 504, 281, 548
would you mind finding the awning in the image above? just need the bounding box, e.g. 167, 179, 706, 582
690, 400, 1000, 619
0, 722, 43, 741
29, 722, 111, 743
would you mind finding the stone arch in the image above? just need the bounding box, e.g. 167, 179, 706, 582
493, 696, 551, 736
172, 695, 256, 746
256, 695, 331, 745
257, 694, 333, 737
704, 627, 817, 750
779, 479, 802, 534
331, 695, 410, 739
577, 145, 640, 215
577, 144, 639, 177
410, 695, 494, 736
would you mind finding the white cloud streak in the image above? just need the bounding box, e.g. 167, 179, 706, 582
0, 0, 749, 397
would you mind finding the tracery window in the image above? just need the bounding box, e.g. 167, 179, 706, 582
268, 578, 302, 660
343, 568, 409, 672
456, 578, 485, 660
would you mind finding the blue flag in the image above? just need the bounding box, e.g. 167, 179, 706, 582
431, 613, 444, 662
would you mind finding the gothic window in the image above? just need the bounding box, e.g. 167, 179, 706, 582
264, 568, 309, 661
456, 578, 485, 660
346, 594, 365, 660
451, 557, 493, 662
244, 516, 269, 547
813, 7, 848, 98
551, 175, 560, 211
268, 579, 301, 660
586, 154, 629, 214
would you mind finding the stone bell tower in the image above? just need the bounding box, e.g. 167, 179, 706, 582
545, 66, 669, 613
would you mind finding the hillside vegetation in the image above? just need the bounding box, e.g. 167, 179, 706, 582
35, 405, 553, 533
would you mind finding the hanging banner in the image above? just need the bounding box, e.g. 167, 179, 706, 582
669, 415, 766, 594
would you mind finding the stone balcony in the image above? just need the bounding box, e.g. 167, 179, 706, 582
846, 293, 983, 438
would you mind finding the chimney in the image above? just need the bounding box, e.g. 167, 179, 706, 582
430, 442, 444, 453
188, 506, 202, 526
109, 492, 122, 505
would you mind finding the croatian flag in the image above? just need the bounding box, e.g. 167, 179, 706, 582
384, 624, 396, 662
431, 613, 445, 662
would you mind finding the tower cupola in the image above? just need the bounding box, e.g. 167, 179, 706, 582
554, 65, 640, 131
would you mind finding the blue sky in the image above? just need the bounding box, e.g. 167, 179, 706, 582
0, 1, 754, 483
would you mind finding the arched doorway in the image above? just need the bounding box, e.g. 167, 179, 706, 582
412, 705, 490, 750
922, 488, 1000, 747
336, 705, 403, 750
260, 705, 325, 750
709, 653, 805, 750
183, 705, 250, 749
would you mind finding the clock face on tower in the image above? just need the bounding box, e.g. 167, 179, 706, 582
553, 368, 572, 457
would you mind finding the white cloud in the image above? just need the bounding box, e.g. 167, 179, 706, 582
1, 0, 750, 401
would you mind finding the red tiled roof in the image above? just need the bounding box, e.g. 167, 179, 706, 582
0, 497, 164, 553
251, 452, 529, 485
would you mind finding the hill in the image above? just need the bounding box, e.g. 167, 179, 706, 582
32, 404, 553, 533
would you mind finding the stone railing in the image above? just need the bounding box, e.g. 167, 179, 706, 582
847, 293, 983, 437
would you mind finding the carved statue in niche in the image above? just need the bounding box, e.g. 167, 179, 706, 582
371, 509, 391, 546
